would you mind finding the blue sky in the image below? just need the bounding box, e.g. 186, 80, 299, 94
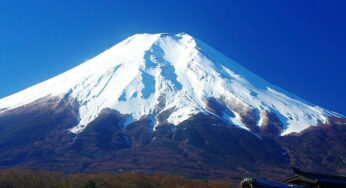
0, 0, 345, 115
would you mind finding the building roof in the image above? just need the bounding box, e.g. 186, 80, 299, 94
282, 168, 346, 187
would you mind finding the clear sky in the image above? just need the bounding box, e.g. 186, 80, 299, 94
0, 0, 345, 115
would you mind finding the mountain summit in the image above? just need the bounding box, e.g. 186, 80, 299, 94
0, 33, 340, 135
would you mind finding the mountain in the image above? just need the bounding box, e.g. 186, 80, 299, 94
0, 33, 345, 181
0, 33, 340, 135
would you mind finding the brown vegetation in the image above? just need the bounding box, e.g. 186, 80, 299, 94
0, 169, 236, 188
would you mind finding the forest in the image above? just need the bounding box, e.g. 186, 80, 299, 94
0, 169, 236, 188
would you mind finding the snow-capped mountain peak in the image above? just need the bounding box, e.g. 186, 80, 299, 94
0, 33, 339, 134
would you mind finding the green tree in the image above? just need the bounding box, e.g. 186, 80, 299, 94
84, 180, 97, 188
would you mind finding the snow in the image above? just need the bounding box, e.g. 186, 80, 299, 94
0, 33, 340, 135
